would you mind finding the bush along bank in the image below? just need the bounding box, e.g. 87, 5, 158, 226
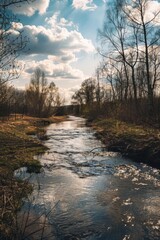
89, 118, 160, 169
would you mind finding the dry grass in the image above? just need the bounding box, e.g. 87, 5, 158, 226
91, 118, 160, 168
0, 115, 68, 173
93, 118, 160, 139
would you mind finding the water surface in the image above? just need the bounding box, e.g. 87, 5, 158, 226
16, 116, 160, 240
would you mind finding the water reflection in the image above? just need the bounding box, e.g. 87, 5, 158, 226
16, 116, 160, 240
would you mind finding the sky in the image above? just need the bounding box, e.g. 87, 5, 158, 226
9, 0, 107, 103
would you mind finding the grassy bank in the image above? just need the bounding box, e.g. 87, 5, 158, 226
0, 116, 47, 175
0, 115, 67, 239
89, 118, 160, 169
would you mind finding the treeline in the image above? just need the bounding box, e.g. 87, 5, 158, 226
73, 0, 160, 125
0, 68, 63, 118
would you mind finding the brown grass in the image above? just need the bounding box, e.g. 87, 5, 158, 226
90, 118, 160, 168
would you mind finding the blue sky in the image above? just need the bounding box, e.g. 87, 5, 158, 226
9, 0, 107, 103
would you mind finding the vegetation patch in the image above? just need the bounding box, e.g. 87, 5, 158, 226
0, 119, 46, 173
90, 118, 160, 169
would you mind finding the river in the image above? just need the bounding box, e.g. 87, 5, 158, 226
15, 116, 160, 240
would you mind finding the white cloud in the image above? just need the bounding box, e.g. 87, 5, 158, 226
24, 58, 86, 80
48, 53, 77, 64
23, 25, 93, 54
72, 0, 97, 11
13, 13, 95, 57
9, 0, 50, 16
45, 12, 76, 28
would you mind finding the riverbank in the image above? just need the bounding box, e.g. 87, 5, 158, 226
89, 118, 160, 169
0, 115, 68, 239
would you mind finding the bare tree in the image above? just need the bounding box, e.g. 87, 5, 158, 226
72, 77, 108, 116
0, 0, 35, 116
99, 0, 141, 107
72, 78, 96, 108
101, 59, 128, 101
99, 0, 160, 119
0, 80, 13, 116
26, 68, 62, 117
0, 5, 28, 85
99, 0, 129, 101
123, 0, 160, 113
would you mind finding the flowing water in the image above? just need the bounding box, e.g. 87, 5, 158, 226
15, 116, 160, 240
